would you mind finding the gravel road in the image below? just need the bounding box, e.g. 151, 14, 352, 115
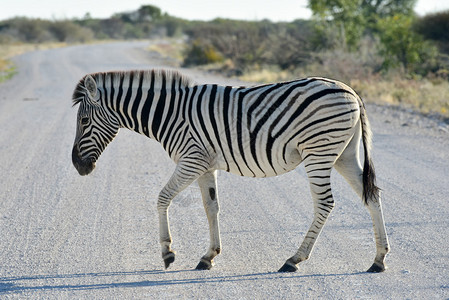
1, 41, 448, 299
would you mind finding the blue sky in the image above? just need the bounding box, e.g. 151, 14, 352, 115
0, 0, 448, 22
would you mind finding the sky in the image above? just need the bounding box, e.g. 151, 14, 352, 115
0, 0, 448, 22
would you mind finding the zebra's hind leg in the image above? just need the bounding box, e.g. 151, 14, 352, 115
157, 162, 205, 269
365, 197, 390, 272
279, 160, 334, 272
334, 136, 390, 272
195, 170, 221, 270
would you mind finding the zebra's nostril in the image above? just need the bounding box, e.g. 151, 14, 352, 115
72, 145, 95, 175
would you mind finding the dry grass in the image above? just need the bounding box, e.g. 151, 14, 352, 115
351, 76, 449, 118
237, 67, 449, 119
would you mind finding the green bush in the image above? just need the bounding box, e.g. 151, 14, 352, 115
183, 39, 224, 66
377, 14, 439, 75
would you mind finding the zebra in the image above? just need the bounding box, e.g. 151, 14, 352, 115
71, 69, 390, 273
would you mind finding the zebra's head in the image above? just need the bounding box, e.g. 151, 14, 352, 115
72, 74, 120, 176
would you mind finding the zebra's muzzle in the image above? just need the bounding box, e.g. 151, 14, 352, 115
72, 146, 95, 176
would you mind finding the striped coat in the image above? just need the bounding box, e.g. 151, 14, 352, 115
72, 70, 389, 273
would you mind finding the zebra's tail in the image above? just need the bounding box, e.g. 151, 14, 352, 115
358, 98, 380, 205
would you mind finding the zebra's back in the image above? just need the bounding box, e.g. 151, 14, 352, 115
187, 77, 361, 178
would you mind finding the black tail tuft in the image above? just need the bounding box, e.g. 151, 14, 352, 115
362, 156, 380, 204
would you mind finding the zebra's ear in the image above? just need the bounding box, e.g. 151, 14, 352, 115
84, 75, 98, 100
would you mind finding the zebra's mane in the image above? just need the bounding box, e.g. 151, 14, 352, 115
72, 69, 195, 106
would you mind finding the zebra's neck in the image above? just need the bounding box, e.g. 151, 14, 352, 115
98, 70, 192, 143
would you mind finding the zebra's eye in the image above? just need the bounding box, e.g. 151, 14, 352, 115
81, 117, 89, 125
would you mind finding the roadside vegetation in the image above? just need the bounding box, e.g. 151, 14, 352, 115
0, 4, 448, 118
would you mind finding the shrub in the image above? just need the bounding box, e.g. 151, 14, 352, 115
182, 19, 314, 72
377, 14, 440, 75
49, 21, 94, 43
183, 39, 224, 66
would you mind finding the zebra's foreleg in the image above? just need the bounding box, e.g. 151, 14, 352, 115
279, 162, 334, 272
195, 170, 221, 270
157, 163, 204, 269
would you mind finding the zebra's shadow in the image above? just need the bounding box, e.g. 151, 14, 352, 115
0, 268, 366, 294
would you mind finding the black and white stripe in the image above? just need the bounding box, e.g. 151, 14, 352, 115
72, 69, 390, 273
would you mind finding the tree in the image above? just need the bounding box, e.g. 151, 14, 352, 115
361, 0, 416, 28
414, 10, 449, 54
309, 0, 364, 50
138, 5, 162, 22
309, 0, 417, 49
377, 14, 438, 74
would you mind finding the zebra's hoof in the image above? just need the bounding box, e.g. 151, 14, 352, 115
367, 263, 386, 273
195, 260, 213, 270
278, 262, 298, 272
163, 252, 175, 269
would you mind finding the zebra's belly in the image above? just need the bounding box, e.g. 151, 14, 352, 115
217, 146, 303, 178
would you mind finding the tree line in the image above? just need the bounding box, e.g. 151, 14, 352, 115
0, 4, 448, 78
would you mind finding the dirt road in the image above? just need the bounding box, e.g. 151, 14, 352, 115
0, 41, 448, 299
